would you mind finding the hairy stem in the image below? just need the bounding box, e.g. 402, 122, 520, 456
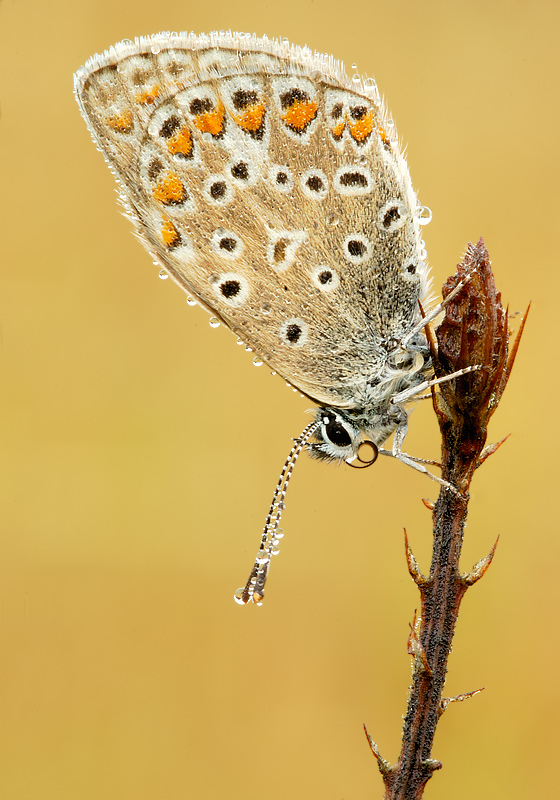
367, 240, 528, 799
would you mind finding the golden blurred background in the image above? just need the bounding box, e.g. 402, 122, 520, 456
0, 1, 557, 797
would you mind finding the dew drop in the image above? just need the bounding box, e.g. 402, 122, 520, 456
271, 547, 280, 556
233, 588, 246, 605
256, 549, 270, 565
352, 73, 362, 86
236, 337, 244, 345
147, 122, 158, 137
326, 213, 339, 227
253, 356, 263, 367
186, 295, 197, 306
416, 206, 433, 225
245, 345, 253, 352
351, 62, 358, 70
158, 270, 168, 280
261, 302, 272, 314
209, 317, 220, 328
151, 43, 161, 54
364, 77, 377, 91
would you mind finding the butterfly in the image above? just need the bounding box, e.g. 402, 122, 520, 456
74, 31, 448, 604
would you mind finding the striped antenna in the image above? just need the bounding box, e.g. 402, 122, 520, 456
234, 421, 319, 605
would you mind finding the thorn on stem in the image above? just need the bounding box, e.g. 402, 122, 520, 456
462, 538, 499, 586
407, 610, 432, 675
363, 724, 394, 776
439, 687, 485, 716
421, 759, 443, 772
404, 530, 429, 586
476, 434, 510, 468
503, 303, 530, 390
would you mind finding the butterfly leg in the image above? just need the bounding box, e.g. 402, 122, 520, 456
377, 414, 461, 494
400, 266, 478, 348
391, 365, 480, 406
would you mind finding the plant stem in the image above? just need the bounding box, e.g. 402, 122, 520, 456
366, 240, 528, 798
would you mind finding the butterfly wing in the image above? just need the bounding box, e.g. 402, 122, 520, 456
75, 32, 431, 409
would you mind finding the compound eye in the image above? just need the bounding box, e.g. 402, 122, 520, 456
323, 415, 352, 447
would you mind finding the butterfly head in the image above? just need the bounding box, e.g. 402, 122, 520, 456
308, 408, 382, 465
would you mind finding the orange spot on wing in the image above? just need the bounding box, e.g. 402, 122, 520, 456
153, 172, 186, 205
233, 102, 266, 133
377, 124, 390, 145
161, 217, 181, 249
107, 110, 134, 133
282, 100, 318, 132
193, 101, 226, 136
166, 126, 193, 157
135, 85, 160, 105
331, 120, 345, 139
348, 110, 375, 143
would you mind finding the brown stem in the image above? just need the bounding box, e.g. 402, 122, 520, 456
368, 240, 528, 799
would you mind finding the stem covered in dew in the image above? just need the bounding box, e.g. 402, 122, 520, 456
365, 239, 528, 799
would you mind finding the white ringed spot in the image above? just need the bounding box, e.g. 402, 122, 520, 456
209, 272, 250, 308
334, 165, 373, 196
343, 233, 371, 264
279, 318, 308, 347
379, 199, 409, 233
300, 169, 329, 200
266, 229, 307, 272
204, 174, 233, 205
228, 157, 259, 186
210, 228, 244, 258
269, 164, 294, 193
310, 265, 340, 292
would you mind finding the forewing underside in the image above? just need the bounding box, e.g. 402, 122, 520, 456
75, 34, 429, 407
